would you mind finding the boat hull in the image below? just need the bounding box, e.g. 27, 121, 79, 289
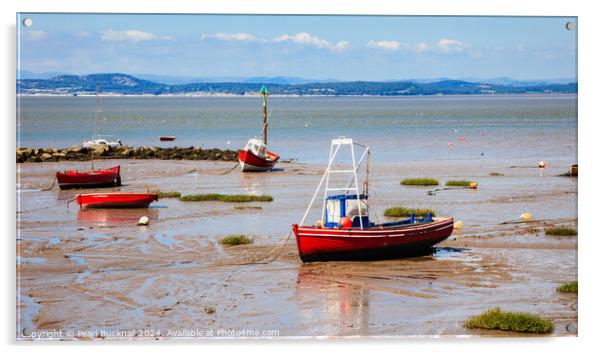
238, 149, 279, 172
159, 136, 176, 141
56, 166, 121, 190
76, 193, 158, 209
292, 217, 454, 262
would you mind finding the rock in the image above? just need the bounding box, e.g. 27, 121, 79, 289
93, 145, 109, 156
40, 153, 53, 161
121, 149, 132, 158
52, 152, 67, 158
18, 148, 33, 159
570, 164, 578, 176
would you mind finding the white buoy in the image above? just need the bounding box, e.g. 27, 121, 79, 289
520, 213, 532, 222
538, 161, 546, 168
453, 220, 464, 229
138, 216, 150, 226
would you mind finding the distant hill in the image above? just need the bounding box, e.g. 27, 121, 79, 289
16, 73, 577, 96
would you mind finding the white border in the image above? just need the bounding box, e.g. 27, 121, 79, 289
3, 1, 600, 354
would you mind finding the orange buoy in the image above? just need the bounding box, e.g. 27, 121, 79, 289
448, 142, 453, 148
338, 217, 352, 229
459, 136, 466, 142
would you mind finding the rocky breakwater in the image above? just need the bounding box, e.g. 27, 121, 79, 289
16, 145, 239, 163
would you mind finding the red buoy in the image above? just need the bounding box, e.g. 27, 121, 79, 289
339, 217, 352, 229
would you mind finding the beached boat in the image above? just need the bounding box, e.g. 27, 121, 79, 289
56, 87, 122, 189
159, 136, 176, 141
292, 138, 454, 262
56, 165, 121, 189
238, 85, 280, 172
76, 192, 158, 209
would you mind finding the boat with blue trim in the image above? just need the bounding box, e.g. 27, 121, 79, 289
292, 137, 454, 262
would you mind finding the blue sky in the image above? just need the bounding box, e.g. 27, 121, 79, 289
17, 13, 577, 80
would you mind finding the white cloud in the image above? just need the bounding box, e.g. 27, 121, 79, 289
23, 30, 48, 41
274, 32, 348, 51
437, 38, 468, 53
415, 42, 429, 52
101, 30, 173, 42
367, 40, 400, 51
201, 32, 257, 41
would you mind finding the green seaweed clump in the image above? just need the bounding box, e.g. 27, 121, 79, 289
465, 307, 553, 334
400, 178, 439, 186
383, 207, 436, 217
179, 194, 273, 202
218, 235, 254, 246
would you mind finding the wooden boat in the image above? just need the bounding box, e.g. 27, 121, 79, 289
238, 85, 280, 172
56, 166, 121, 190
76, 192, 158, 209
292, 138, 454, 262
159, 136, 176, 141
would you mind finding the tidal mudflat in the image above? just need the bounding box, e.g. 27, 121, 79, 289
16, 158, 577, 339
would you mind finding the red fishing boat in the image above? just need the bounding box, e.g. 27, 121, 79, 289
292, 138, 454, 262
56, 166, 121, 190
75, 192, 158, 209
159, 136, 176, 141
238, 85, 280, 172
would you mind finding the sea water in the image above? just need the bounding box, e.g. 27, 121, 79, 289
17, 95, 577, 164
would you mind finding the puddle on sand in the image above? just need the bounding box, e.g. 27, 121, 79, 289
64, 255, 86, 265
17, 257, 47, 264
153, 232, 178, 247
432, 247, 482, 263
17, 292, 41, 338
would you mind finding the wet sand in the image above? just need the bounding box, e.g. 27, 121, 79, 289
16, 158, 577, 339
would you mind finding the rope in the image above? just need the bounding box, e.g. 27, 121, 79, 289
228, 229, 294, 265
17, 196, 77, 214
40, 177, 57, 191
219, 161, 241, 175
426, 186, 471, 196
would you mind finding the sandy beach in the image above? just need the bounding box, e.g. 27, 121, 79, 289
16, 157, 577, 339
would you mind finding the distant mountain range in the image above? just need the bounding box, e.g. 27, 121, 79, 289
16, 73, 577, 96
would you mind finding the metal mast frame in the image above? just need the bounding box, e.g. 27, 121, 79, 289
299, 137, 371, 229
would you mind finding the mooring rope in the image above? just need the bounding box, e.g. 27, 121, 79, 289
17, 196, 78, 214
219, 161, 241, 175
39, 177, 57, 191
230, 229, 294, 265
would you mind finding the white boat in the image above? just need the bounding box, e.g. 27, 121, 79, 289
82, 135, 122, 149
82, 87, 122, 149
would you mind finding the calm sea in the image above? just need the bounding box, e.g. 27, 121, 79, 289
17, 95, 577, 164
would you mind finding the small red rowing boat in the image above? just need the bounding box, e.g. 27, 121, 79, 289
160, 136, 176, 141
56, 166, 121, 190
292, 138, 454, 262
76, 192, 158, 209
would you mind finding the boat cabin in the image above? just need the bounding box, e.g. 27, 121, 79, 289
244, 138, 268, 158
324, 194, 370, 228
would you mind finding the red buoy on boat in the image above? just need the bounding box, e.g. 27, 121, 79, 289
338, 217, 352, 229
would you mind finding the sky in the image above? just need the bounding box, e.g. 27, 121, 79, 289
17, 13, 577, 81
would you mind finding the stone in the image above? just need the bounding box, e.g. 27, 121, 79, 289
40, 153, 53, 161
